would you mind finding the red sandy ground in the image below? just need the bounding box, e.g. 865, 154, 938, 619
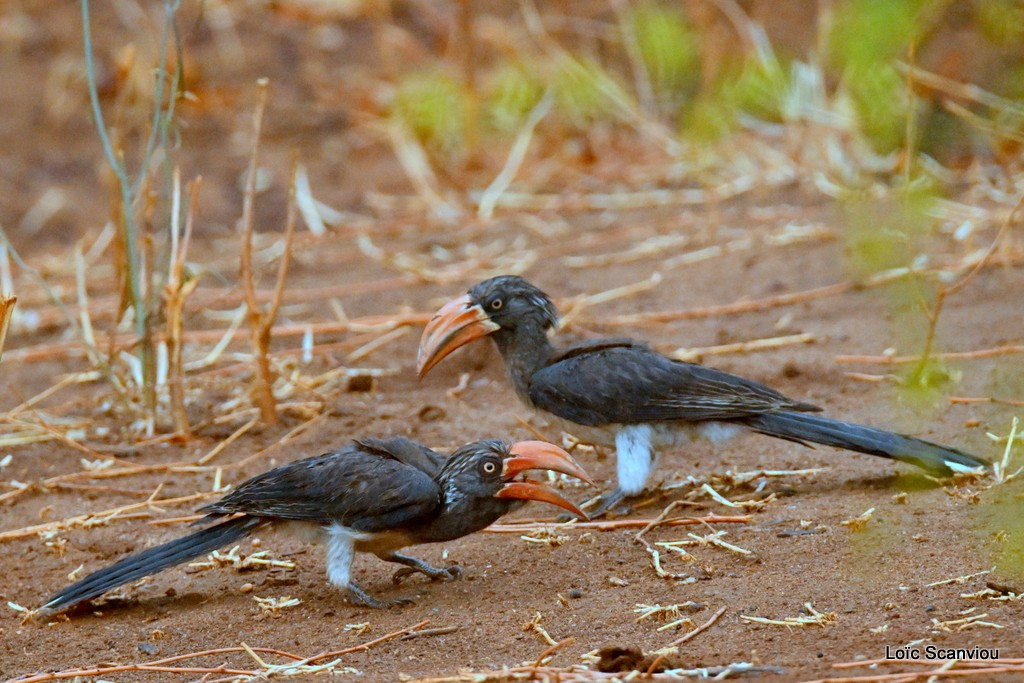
1, 3, 1022, 682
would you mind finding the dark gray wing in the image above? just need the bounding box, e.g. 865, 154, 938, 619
353, 436, 447, 478
198, 440, 441, 533
529, 341, 820, 426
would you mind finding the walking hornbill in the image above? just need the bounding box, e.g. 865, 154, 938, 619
417, 275, 989, 517
38, 437, 590, 615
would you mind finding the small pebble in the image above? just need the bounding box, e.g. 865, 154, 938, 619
347, 375, 374, 392
239, 583, 254, 594
568, 588, 584, 599
418, 405, 446, 422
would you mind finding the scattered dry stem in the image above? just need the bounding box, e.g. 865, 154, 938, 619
741, 603, 835, 629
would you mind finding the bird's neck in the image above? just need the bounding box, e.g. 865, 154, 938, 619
491, 322, 554, 405
417, 496, 519, 543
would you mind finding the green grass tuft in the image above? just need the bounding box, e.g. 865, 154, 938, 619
393, 70, 469, 154
552, 54, 631, 125
627, 2, 699, 111
829, 0, 923, 72
483, 62, 546, 133
721, 57, 790, 123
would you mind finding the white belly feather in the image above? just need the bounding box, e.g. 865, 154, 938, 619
554, 417, 747, 495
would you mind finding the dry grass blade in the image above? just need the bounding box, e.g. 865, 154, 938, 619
950, 396, 1024, 408
741, 603, 835, 628
807, 662, 1024, 683
839, 507, 875, 531
477, 90, 554, 221
0, 490, 220, 543
486, 514, 751, 534
699, 482, 776, 511
931, 610, 1004, 632
163, 172, 201, 434
599, 246, 1022, 328
671, 333, 814, 362
481, 171, 798, 212
634, 602, 701, 625
387, 120, 461, 222
660, 530, 753, 555
662, 605, 728, 648
294, 163, 327, 236
522, 612, 559, 647
304, 620, 430, 662
197, 416, 258, 465
925, 568, 992, 587
346, 326, 409, 363
558, 273, 663, 329
9, 621, 431, 682
0, 294, 15, 362
187, 545, 296, 572
990, 416, 1021, 484
253, 594, 302, 615
897, 60, 1024, 117
837, 344, 1024, 365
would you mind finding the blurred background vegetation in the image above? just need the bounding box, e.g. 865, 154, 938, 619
0, 0, 1021, 431
0, 0, 1020, 592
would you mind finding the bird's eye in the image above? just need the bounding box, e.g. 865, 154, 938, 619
481, 461, 498, 474
489, 298, 503, 311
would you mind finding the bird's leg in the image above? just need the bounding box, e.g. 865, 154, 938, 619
328, 526, 412, 607
386, 552, 463, 584
346, 582, 413, 608
554, 488, 634, 521
582, 487, 633, 518
615, 424, 656, 495
562, 425, 656, 519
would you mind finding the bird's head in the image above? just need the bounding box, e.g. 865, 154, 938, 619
417, 276, 557, 377
439, 439, 591, 520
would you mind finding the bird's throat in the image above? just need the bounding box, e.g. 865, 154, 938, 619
490, 323, 554, 406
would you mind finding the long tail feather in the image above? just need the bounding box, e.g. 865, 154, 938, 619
746, 411, 989, 475
39, 516, 265, 615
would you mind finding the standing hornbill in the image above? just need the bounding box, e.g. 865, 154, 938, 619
417, 275, 989, 517
38, 437, 590, 615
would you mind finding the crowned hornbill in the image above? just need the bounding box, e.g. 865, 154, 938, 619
417, 275, 989, 517
38, 437, 591, 615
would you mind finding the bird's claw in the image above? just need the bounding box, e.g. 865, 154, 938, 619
347, 583, 414, 609
391, 567, 418, 585
557, 489, 632, 520
386, 596, 416, 607
391, 563, 462, 585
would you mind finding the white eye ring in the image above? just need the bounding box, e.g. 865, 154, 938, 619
482, 461, 498, 474
490, 299, 503, 310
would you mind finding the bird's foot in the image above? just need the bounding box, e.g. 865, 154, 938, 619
389, 553, 463, 584
557, 488, 633, 520
347, 582, 414, 609
391, 563, 463, 585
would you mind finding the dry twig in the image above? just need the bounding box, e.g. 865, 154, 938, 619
9, 620, 432, 682
663, 605, 728, 648
741, 603, 835, 628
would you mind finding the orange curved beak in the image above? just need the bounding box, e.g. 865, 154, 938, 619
495, 481, 589, 520
417, 294, 499, 378
503, 440, 594, 486
495, 440, 592, 520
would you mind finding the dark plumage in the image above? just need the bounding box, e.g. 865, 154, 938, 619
38, 437, 589, 615
418, 275, 990, 517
